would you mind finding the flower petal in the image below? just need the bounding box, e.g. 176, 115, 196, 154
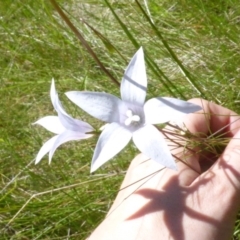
51, 80, 71, 117
50, 78, 58, 110
49, 131, 93, 164
121, 47, 147, 105
54, 94, 94, 132
50, 80, 94, 132
144, 97, 202, 124
91, 123, 132, 172
65, 91, 122, 122
35, 135, 58, 164
33, 116, 65, 134
132, 124, 176, 170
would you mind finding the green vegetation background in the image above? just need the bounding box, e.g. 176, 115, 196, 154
1, 0, 240, 239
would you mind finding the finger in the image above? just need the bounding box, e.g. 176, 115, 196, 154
213, 130, 240, 196
163, 116, 201, 186
178, 99, 240, 171
171, 146, 200, 186
190, 130, 240, 217
185, 98, 240, 136
164, 99, 240, 185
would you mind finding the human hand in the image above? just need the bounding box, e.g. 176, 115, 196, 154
88, 99, 240, 240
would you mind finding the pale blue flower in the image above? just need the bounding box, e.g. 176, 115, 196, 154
66, 48, 201, 172
34, 79, 94, 164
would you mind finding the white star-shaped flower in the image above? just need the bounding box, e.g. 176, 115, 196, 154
34, 79, 94, 164
66, 48, 201, 172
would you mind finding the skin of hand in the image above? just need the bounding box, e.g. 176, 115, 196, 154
88, 99, 240, 240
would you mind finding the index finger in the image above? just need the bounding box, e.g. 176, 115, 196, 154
184, 98, 240, 137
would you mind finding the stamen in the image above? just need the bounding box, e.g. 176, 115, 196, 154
126, 110, 132, 118
124, 110, 141, 126
132, 115, 140, 122
125, 118, 132, 126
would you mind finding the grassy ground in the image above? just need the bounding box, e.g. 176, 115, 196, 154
1, 0, 240, 239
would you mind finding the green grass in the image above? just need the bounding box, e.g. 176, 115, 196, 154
1, 0, 240, 239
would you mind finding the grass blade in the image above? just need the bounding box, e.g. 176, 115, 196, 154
135, 0, 208, 99
104, 0, 184, 98
49, 0, 120, 87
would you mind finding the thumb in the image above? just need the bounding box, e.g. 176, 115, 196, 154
190, 130, 240, 221
190, 130, 240, 230
211, 130, 240, 202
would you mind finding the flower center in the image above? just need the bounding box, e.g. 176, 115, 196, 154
124, 110, 140, 126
